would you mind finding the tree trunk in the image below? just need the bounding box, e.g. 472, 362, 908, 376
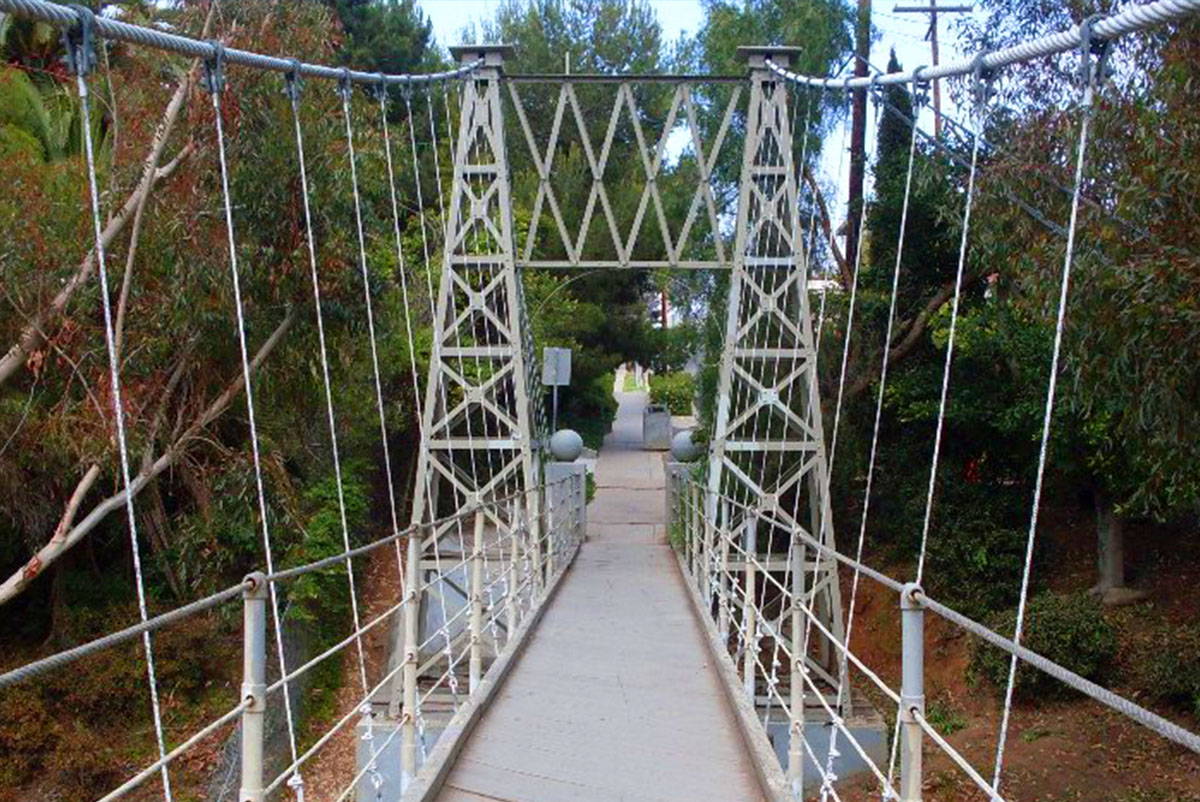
1093, 489, 1146, 605
1095, 488, 1124, 592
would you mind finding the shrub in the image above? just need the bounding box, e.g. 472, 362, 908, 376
650, 371, 695, 415
561, 371, 618, 450
970, 592, 1117, 701
924, 513, 1041, 620
1131, 623, 1200, 718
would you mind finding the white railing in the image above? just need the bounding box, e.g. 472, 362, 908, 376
666, 472, 1200, 802
0, 475, 586, 802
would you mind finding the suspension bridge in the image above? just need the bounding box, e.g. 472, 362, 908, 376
0, 0, 1199, 801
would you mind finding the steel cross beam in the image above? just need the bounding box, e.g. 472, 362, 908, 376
706, 48, 848, 769
505, 76, 743, 271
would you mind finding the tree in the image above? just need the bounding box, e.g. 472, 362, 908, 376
962, 4, 1200, 601
325, 0, 439, 74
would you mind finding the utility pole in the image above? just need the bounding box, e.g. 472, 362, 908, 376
893, 3, 973, 138
845, 0, 871, 273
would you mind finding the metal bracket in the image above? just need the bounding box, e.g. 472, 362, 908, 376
202, 40, 226, 95
970, 49, 997, 113
1078, 14, 1113, 96
910, 64, 931, 108
63, 5, 97, 77
372, 72, 389, 103
336, 66, 353, 103
283, 58, 303, 102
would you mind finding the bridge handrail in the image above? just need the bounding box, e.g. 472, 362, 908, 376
763, 0, 1200, 89
0, 473, 585, 801
0, 0, 482, 85
669, 474, 1200, 757
0, 476, 577, 690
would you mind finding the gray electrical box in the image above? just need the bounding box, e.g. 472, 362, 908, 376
542, 347, 572, 386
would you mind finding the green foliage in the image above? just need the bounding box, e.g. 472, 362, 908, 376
924, 510, 1042, 621
649, 371, 694, 415
1128, 623, 1200, 718
285, 461, 371, 623
645, 323, 700, 375
970, 593, 1117, 700
325, 0, 438, 74
924, 697, 967, 735
562, 372, 618, 451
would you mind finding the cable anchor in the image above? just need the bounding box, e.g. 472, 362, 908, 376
202, 40, 226, 95
63, 5, 98, 77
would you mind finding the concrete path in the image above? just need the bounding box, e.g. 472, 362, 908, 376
433, 391, 765, 802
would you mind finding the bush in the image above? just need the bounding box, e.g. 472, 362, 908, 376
924, 513, 1042, 621
561, 371, 618, 450
970, 592, 1116, 701
1131, 623, 1200, 718
650, 371, 695, 415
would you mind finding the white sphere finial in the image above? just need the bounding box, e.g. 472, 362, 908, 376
549, 429, 584, 461
670, 429, 702, 462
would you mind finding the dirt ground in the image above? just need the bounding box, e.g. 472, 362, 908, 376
837, 506, 1200, 802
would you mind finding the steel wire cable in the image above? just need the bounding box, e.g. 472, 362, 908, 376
765, 0, 1200, 89
72, 45, 173, 802
285, 74, 370, 698
0, 0, 482, 84
341, 79, 406, 585
991, 33, 1104, 792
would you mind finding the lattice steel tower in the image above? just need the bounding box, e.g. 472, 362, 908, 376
708, 48, 847, 693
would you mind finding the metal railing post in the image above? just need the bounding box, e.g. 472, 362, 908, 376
741, 514, 758, 701
239, 572, 267, 802
528, 490, 543, 599
900, 583, 925, 802
701, 488, 714, 603
788, 537, 805, 797
689, 483, 700, 582
717, 499, 732, 642
506, 500, 521, 640
545, 486, 557, 581
469, 509, 485, 692
400, 527, 422, 787
576, 471, 585, 545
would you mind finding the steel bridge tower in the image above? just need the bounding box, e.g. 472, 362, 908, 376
707, 47, 847, 695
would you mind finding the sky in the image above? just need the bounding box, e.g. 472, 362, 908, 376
420, 0, 981, 229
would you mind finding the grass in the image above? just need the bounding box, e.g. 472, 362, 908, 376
623, 370, 642, 392
925, 698, 967, 735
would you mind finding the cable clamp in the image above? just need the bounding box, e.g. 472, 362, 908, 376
1078, 14, 1113, 97
867, 70, 885, 103
400, 75, 414, 101
202, 40, 226, 95
63, 5, 97, 77
970, 49, 996, 114
373, 72, 389, 103
283, 58, 303, 102
910, 64, 931, 108
336, 66, 353, 103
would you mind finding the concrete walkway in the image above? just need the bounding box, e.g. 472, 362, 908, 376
433, 391, 765, 802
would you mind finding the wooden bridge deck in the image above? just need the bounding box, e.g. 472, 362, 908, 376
433, 390, 766, 802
